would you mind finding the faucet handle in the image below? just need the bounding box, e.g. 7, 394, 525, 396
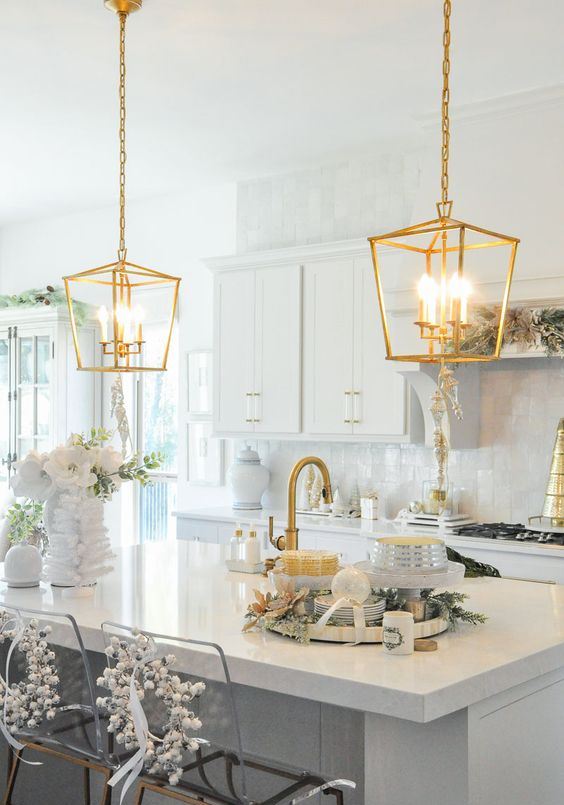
268, 516, 286, 552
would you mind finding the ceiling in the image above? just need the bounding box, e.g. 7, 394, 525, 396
0, 0, 562, 223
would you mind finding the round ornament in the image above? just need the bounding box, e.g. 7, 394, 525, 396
331, 566, 371, 605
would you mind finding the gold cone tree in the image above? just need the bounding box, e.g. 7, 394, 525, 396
540, 419, 564, 528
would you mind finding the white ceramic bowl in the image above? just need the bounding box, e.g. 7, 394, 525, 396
371, 536, 448, 574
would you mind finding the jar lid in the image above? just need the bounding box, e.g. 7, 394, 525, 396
236, 445, 261, 464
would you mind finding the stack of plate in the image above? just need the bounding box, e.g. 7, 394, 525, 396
372, 536, 447, 574
314, 594, 386, 626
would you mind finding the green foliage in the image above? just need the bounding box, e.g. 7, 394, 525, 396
0, 286, 88, 326
6, 500, 45, 545
446, 546, 501, 578
421, 589, 487, 629
71, 427, 113, 449
93, 451, 165, 501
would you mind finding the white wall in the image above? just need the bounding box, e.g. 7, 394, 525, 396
0, 184, 238, 538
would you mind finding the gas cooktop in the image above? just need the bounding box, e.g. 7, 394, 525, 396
452, 522, 564, 546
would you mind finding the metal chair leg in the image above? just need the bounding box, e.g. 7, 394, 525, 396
5, 747, 13, 787
84, 767, 91, 805
2, 749, 22, 805
133, 783, 146, 805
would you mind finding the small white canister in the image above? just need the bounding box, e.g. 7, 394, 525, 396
382, 611, 414, 655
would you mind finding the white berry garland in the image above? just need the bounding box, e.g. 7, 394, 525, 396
97, 630, 206, 787
0, 611, 60, 734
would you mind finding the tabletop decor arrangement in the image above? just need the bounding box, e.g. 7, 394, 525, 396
10, 428, 163, 592
1, 500, 47, 588
243, 538, 487, 646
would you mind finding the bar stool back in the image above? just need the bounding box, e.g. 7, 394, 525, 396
100, 621, 354, 805
0, 605, 119, 805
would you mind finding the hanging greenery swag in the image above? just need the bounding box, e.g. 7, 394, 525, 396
462, 305, 564, 357
0, 286, 88, 327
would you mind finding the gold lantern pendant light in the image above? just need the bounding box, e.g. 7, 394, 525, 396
64, 0, 181, 374
368, 0, 520, 515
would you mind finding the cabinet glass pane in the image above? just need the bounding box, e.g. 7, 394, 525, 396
37, 336, 51, 384
36, 438, 49, 455
19, 338, 33, 385
18, 438, 33, 460
37, 388, 50, 437
0, 339, 8, 482
19, 387, 34, 437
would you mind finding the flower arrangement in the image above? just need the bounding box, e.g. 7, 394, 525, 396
0, 612, 60, 733
11, 428, 163, 503
97, 631, 206, 787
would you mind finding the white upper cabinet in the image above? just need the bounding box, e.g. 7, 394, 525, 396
303, 255, 408, 438
303, 259, 354, 434
254, 264, 301, 434
352, 257, 406, 436
214, 269, 255, 433
214, 264, 301, 435
208, 239, 417, 442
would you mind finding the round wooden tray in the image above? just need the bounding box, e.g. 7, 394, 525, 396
270, 616, 449, 644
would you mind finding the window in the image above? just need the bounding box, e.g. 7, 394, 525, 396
136, 319, 178, 543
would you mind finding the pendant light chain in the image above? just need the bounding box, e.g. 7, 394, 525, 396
118, 12, 127, 261
440, 0, 452, 216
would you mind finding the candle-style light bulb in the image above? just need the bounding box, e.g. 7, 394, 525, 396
97, 305, 109, 343
133, 305, 145, 342
418, 274, 439, 325
449, 274, 472, 324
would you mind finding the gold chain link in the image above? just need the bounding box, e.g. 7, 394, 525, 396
118, 12, 127, 260
440, 0, 452, 210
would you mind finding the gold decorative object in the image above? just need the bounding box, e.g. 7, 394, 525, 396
367, 0, 520, 514
64, 1, 180, 373
530, 419, 564, 529
368, 0, 519, 364
269, 457, 334, 551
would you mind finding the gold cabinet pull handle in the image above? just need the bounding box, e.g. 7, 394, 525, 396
344, 390, 352, 424
352, 390, 360, 424
245, 392, 253, 423
253, 392, 261, 422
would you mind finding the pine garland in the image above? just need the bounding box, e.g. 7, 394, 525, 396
0, 285, 88, 327
462, 305, 564, 357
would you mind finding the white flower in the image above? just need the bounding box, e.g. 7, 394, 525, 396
44, 445, 98, 490
10, 451, 53, 500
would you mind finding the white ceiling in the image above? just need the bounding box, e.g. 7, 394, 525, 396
0, 0, 562, 223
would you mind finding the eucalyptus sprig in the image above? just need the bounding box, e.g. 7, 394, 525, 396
93, 451, 164, 501
71, 427, 113, 449
6, 499, 46, 549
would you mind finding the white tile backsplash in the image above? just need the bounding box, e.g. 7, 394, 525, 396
232, 358, 564, 524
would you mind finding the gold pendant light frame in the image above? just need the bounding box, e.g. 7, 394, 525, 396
367, 0, 519, 365
64, 1, 181, 373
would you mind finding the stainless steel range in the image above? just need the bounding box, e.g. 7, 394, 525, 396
453, 523, 564, 546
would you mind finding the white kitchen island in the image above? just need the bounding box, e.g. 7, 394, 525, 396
2, 541, 564, 805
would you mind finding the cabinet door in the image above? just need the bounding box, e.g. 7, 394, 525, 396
214, 270, 255, 433
254, 264, 301, 434
303, 260, 354, 434
352, 258, 407, 436
0, 328, 12, 490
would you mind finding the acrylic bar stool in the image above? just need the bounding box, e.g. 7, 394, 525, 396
101, 622, 353, 805
0, 605, 120, 805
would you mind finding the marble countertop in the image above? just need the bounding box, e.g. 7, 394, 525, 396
2, 541, 564, 723
174, 507, 564, 558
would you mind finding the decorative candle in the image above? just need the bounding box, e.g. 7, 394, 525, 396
382, 611, 414, 655
97, 305, 109, 343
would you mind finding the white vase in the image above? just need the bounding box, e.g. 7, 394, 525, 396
227, 444, 270, 510
3, 543, 42, 588
43, 489, 114, 588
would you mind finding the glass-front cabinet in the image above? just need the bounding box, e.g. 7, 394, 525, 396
0, 308, 101, 497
